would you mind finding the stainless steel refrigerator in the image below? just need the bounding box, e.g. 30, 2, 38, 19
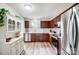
61, 4, 79, 55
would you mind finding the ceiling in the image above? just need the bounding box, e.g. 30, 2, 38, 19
7, 3, 74, 20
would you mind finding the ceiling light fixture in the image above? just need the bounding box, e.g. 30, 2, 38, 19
24, 4, 32, 10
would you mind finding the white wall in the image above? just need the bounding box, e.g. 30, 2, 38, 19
28, 18, 51, 33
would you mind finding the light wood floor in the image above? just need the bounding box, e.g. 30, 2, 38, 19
24, 42, 57, 55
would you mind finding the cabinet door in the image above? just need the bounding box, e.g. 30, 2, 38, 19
19, 39, 24, 53
41, 21, 51, 28
40, 34, 50, 42
15, 42, 21, 55
31, 34, 36, 42
11, 46, 16, 55
11, 41, 20, 55
31, 33, 50, 42
31, 33, 40, 42
17, 21, 21, 31
7, 19, 15, 32
25, 21, 29, 28
51, 16, 61, 28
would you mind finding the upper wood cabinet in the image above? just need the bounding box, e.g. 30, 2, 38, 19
40, 16, 61, 28
51, 16, 61, 28
24, 21, 29, 28
40, 21, 51, 28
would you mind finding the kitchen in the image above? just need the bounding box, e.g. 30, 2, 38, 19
0, 3, 79, 55
24, 15, 61, 55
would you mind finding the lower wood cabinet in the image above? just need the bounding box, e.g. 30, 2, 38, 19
31, 33, 50, 42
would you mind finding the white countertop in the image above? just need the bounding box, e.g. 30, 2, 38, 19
5, 36, 23, 45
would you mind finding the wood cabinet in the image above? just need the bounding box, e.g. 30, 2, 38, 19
40, 16, 61, 28
51, 16, 61, 28
31, 33, 40, 42
31, 33, 50, 42
40, 21, 51, 28
24, 21, 29, 28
